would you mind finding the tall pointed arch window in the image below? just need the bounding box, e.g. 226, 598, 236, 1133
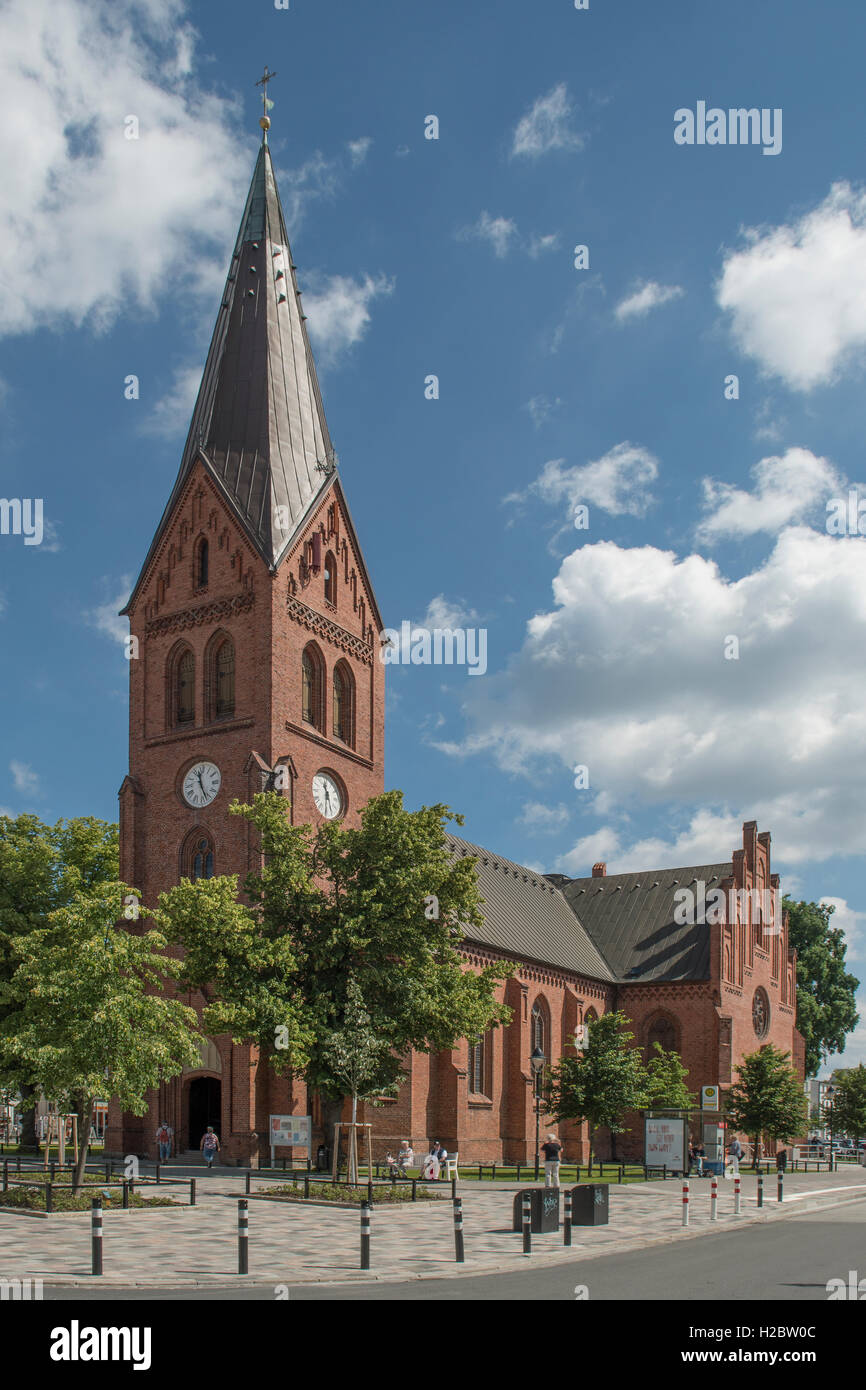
194, 536, 209, 590
531, 1002, 548, 1061
301, 644, 324, 730
183, 830, 214, 881
176, 649, 195, 725
645, 1012, 679, 1056
324, 550, 337, 606
332, 662, 355, 747
215, 638, 235, 718
469, 1034, 487, 1095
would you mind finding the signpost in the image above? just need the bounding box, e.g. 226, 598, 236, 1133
268, 1114, 311, 1167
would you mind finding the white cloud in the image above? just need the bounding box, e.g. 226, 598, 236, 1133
525, 395, 563, 429
448, 525, 866, 867
458, 212, 518, 259
517, 801, 570, 831
347, 137, 372, 167
386, 595, 478, 662
0, 0, 250, 338
511, 83, 585, 158
87, 578, 133, 645
507, 443, 659, 519
10, 761, 39, 795
614, 280, 684, 323
528, 233, 561, 259
697, 447, 844, 543
717, 183, 866, 390
304, 274, 394, 366
141, 362, 202, 440
819, 897, 866, 966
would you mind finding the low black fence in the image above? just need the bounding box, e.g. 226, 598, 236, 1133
243, 1168, 459, 1203
1, 1166, 197, 1212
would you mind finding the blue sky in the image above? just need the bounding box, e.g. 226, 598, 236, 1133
1, 0, 865, 1071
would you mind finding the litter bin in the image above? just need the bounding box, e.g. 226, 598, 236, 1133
569, 1183, 609, 1226
512, 1187, 560, 1233
316, 1144, 330, 1172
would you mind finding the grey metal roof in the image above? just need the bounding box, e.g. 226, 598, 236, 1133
125, 137, 336, 612
558, 862, 733, 983
446, 835, 615, 982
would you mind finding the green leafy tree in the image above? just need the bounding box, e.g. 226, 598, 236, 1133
0, 884, 202, 1192
827, 1065, 866, 1145
784, 897, 859, 1077
643, 1042, 697, 1111
0, 814, 119, 1150
724, 1044, 809, 1168
155, 791, 512, 1151
544, 1011, 649, 1161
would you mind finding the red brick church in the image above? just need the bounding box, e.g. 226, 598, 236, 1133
106, 125, 804, 1165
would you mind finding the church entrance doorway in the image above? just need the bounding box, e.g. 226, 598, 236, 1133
188, 1077, 221, 1150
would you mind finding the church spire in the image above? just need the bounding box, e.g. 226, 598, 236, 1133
127, 90, 336, 607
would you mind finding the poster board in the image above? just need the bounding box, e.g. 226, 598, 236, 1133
645, 1117, 688, 1171
269, 1114, 311, 1165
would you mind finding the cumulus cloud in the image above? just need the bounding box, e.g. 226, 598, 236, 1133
696, 447, 844, 543
614, 280, 684, 323
528, 233, 561, 259
10, 761, 39, 795
511, 83, 585, 158
0, 0, 249, 338
86, 579, 133, 645
346, 137, 372, 167
517, 801, 570, 831
458, 212, 518, 259
717, 183, 866, 390
304, 273, 394, 366
507, 443, 659, 519
448, 526, 866, 867
141, 362, 203, 440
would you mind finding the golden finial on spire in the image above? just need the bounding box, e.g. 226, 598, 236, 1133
256, 65, 277, 138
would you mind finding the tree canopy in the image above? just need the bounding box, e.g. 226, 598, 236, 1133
544, 1010, 649, 1154
783, 897, 859, 1077
724, 1044, 808, 1164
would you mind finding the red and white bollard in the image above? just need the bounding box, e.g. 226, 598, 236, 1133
710, 1176, 718, 1221
682, 1180, 690, 1227
734, 1175, 741, 1215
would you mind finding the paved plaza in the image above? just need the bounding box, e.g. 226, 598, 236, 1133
1, 1166, 864, 1288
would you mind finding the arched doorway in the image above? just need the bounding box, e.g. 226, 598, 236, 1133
188, 1077, 221, 1149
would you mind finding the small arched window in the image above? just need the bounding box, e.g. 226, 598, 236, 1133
531, 1003, 547, 1060
215, 638, 235, 718
332, 662, 354, 746
469, 1034, 486, 1095
646, 1013, 678, 1055
195, 537, 209, 590
324, 551, 336, 606
192, 837, 214, 880
177, 650, 195, 725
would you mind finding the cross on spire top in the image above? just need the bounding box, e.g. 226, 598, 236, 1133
255, 65, 277, 138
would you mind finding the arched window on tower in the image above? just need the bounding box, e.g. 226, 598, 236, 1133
468, 1033, 487, 1095
215, 638, 235, 718
324, 550, 337, 606
302, 644, 324, 730
531, 1002, 548, 1061
194, 537, 209, 590
176, 649, 195, 725
184, 832, 214, 881
332, 662, 355, 747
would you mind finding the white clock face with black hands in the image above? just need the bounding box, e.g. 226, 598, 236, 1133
312, 771, 343, 819
183, 761, 221, 808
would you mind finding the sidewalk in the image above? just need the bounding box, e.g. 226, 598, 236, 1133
3, 1168, 864, 1288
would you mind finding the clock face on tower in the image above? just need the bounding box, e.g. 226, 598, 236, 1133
182, 761, 221, 809
312, 771, 343, 819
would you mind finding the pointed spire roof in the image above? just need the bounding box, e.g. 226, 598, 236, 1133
125, 134, 336, 609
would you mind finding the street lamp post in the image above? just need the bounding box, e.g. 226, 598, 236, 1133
531, 1046, 546, 1182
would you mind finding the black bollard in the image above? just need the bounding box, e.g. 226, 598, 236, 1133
451, 1174, 457, 1201
122, 1180, 129, 1210
453, 1196, 465, 1263
522, 1191, 532, 1255
564, 1188, 572, 1246
91, 1197, 103, 1275
190, 1178, 196, 1207
360, 1200, 371, 1270
238, 1198, 249, 1274
777, 1170, 784, 1203
156, 1163, 160, 1185
757, 1175, 764, 1208
245, 1170, 251, 1196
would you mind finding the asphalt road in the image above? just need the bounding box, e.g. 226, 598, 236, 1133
42, 1196, 866, 1301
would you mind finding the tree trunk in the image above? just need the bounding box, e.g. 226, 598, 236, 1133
18, 1083, 38, 1153
321, 1095, 345, 1176
71, 1094, 92, 1197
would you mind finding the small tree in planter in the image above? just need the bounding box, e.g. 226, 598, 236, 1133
318, 977, 401, 1182
724, 1044, 809, 1169
545, 1011, 649, 1164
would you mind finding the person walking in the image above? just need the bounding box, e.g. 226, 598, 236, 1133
541, 1132, 563, 1188
728, 1136, 744, 1176
155, 1121, 173, 1163
200, 1126, 220, 1168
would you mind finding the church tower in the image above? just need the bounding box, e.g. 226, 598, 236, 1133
107, 112, 385, 1163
